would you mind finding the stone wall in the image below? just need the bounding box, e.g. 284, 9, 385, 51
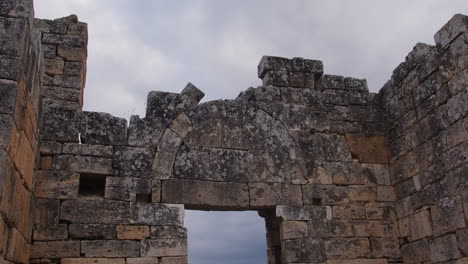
380, 14, 467, 264
0, 0, 44, 263
0, 0, 466, 263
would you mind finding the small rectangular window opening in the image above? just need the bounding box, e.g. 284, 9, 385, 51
79, 173, 106, 198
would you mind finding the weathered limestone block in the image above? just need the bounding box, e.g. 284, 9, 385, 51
61, 200, 131, 224
131, 203, 184, 226
157, 129, 181, 153
62, 258, 125, 264
362, 164, 390, 185
345, 77, 369, 92
370, 237, 401, 258
434, 14, 468, 50
146, 91, 184, 121
114, 146, 152, 171
52, 75, 82, 89
249, 182, 302, 207
69, 224, 116, 240
39, 141, 62, 155
162, 179, 249, 209
329, 162, 365, 185
173, 146, 252, 182
52, 155, 115, 175
81, 240, 140, 258
42, 33, 86, 48
409, 209, 433, 241
429, 233, 461, 262
128, 115, 165, 148
280, 221, 308, 240
33, 224, 68, 241
105, 177, 137, 202
276, 205, 330, 221
140, 238, 187, 257
302, 184, 349, 205
282, 238, 325, 263
41, 104, 81, 142
257, 56, 292, 77
42, 86, 81, 106
349, 186, 377, 201
181, 82, 204, 110
325, 238, 370, 259
0, 17, 27, 56
150, 226, 187, 239
332, 205, 366, 219
80, 111, 127, 145
321, 134, 352, 162
345, 134, 390, 163
30, 241, 80, 258
57, 46, 86, 61
64, 61, 83, 76
44, 58, 64, 75
152, 151, 177, 175
35, 170, 79, 199
431, 196, 466, 236
62, 143, 113, 157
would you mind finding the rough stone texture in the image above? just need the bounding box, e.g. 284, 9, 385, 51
0, 5, 466, 264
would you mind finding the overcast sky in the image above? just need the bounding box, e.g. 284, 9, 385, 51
34, 1, 467, 263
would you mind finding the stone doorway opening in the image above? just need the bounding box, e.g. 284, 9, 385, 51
185, 210, 279, 264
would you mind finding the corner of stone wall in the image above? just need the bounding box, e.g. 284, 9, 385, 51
0, 0, 45, 263
381, 13, 467, 264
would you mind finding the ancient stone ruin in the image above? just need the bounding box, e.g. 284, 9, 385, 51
0, 0, 467, 263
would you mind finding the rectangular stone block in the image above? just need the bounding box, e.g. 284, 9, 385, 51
128, 116, 165, 148
33, 224, 68, 241
81, 111, 127, 145
349, 186, 377, 201
162, 179, 249, 209
35, 170, 79, 199
105, 177, 137, 202
150, 226, 187, 239
41, 104, 81, 142
332, 205, 366, 219
61, 200, 131, 224
249, 182, 302, 207
280, 221, 308, 240
44, 58, 64, 75
282, 238, 325, 263
0, 80, 17, 115
370, 237, 400, 258
409, 209, 433, 241
429, 233, 461, 262
434, 14, 468, 49
81, 240, 140, 258
401, 239, 430, 264
276, 205, 329, 221
377, 186, 396, 201
30, 241, 80, 258
62, 143, 113, 157
325, 238, 370, 259
52, 155, 115, 175
431, 196, 466, 236
131, 203, 184, 226
58, 46, 86, 61
117, 225, 149, 240
345, 134, 390, 163
113, 146, 152, 171
69, 224, 116, 240
302, 184, 349, 205
140, 238, 187, 257
62, 259, 125, 264
152, 180, 161, 203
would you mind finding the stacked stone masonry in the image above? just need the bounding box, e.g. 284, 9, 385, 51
0, 0, 466, 263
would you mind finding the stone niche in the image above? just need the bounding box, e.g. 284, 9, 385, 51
0, 0, 467, 263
